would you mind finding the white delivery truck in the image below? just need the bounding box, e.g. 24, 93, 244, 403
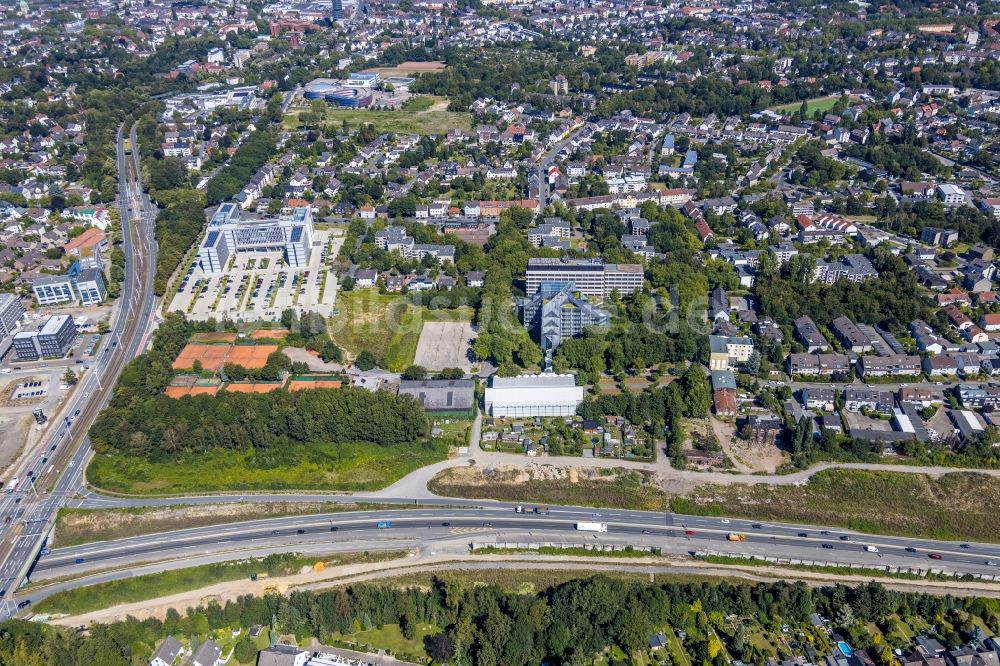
576, 522, 608, 533
865, 545, 879, 553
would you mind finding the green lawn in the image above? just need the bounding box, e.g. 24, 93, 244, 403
87, 440, 448, 495
769, 95, 840, 116
328, 622, 439, 663
34, 551, 405, 616
329, 290, 472, 371
671, 469, 1000, 542
284, 96, 471, 135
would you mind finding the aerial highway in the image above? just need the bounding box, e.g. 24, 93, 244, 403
15, 504, 1000, 611
0, 123, 158, 617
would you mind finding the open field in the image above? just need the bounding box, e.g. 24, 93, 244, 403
670, 469, 1000, 543
413, 320, 475, 370
34, 551, 406, 616
284, 95, 471, 135
329, 290, 473, 371
769, 95, 840, 116
428, 465, 667, 511
52, 502, 404, 548
87, 440, 449, 495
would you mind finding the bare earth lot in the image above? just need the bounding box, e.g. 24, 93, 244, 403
413, 321, 475, 370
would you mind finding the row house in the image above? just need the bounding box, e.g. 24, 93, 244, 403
858, 354, 921, 378
787, 352, 851, 377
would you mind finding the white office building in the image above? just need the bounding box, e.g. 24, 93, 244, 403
525, 258, 644, 299
484, 373, 584, 417
197, 203, 315, 275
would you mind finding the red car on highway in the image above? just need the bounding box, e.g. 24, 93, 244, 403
928, 553, 943, 560
684, 530, 695, 536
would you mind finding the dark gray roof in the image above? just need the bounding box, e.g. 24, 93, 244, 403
398, 379, 475, 411
151, 636, 182, 664
257, 645, 309, 666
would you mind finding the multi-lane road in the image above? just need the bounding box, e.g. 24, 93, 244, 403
19, 503, 1000, 608
0, 123, 158, 615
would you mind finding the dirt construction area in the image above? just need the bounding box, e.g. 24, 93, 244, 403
413, 321, 475, 370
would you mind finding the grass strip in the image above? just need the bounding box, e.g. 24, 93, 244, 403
34, 550, 407, 616
670, 469, 1000, 543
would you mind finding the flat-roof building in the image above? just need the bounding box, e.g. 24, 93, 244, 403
525, 258, 643, 299
32, 261, 107, 306
398, 379, 475, 415
12, 314, 77, 360
198, 203, 314, 275
484, 373, 584, 417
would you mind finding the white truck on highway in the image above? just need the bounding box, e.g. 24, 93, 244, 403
5, 478, 18, 493
576, 522, 608, 533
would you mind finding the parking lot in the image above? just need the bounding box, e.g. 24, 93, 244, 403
9, 379, 47, 402
170, 229, 344, 322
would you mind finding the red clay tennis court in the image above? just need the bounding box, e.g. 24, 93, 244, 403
165, 383, 222, 398
250, 328, 289, 339
224, 382, 284, 393
288, 379, 342, 391
190, 332, 238, 343
172, 344, 232, 372
226, 344, 279, 369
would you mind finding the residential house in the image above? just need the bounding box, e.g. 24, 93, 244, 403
708, 335, 754, 371
354, 269, 377, 288
843, 387, 894, 414
787, 353, 852, 377
149, 637, 183, 666
256, 645, 310, 666
858, 354, 921, 378
190, 640, 221, 666
794, 315, 829, 352
802, 387, 836, 411
831, 315, 871, 353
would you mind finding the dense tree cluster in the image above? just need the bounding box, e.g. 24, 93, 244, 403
2, 577, 991, 666
206, 130, 278, 206
90, 386, 429, 459
152, 191, 207, 296
89, 312, 428, 460
755, 246, 933, 333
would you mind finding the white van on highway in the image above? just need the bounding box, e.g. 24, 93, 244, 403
865, 545, 879, 553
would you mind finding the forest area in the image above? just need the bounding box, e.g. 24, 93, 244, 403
88, 312, 429, 461
2, 577, 997, 666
